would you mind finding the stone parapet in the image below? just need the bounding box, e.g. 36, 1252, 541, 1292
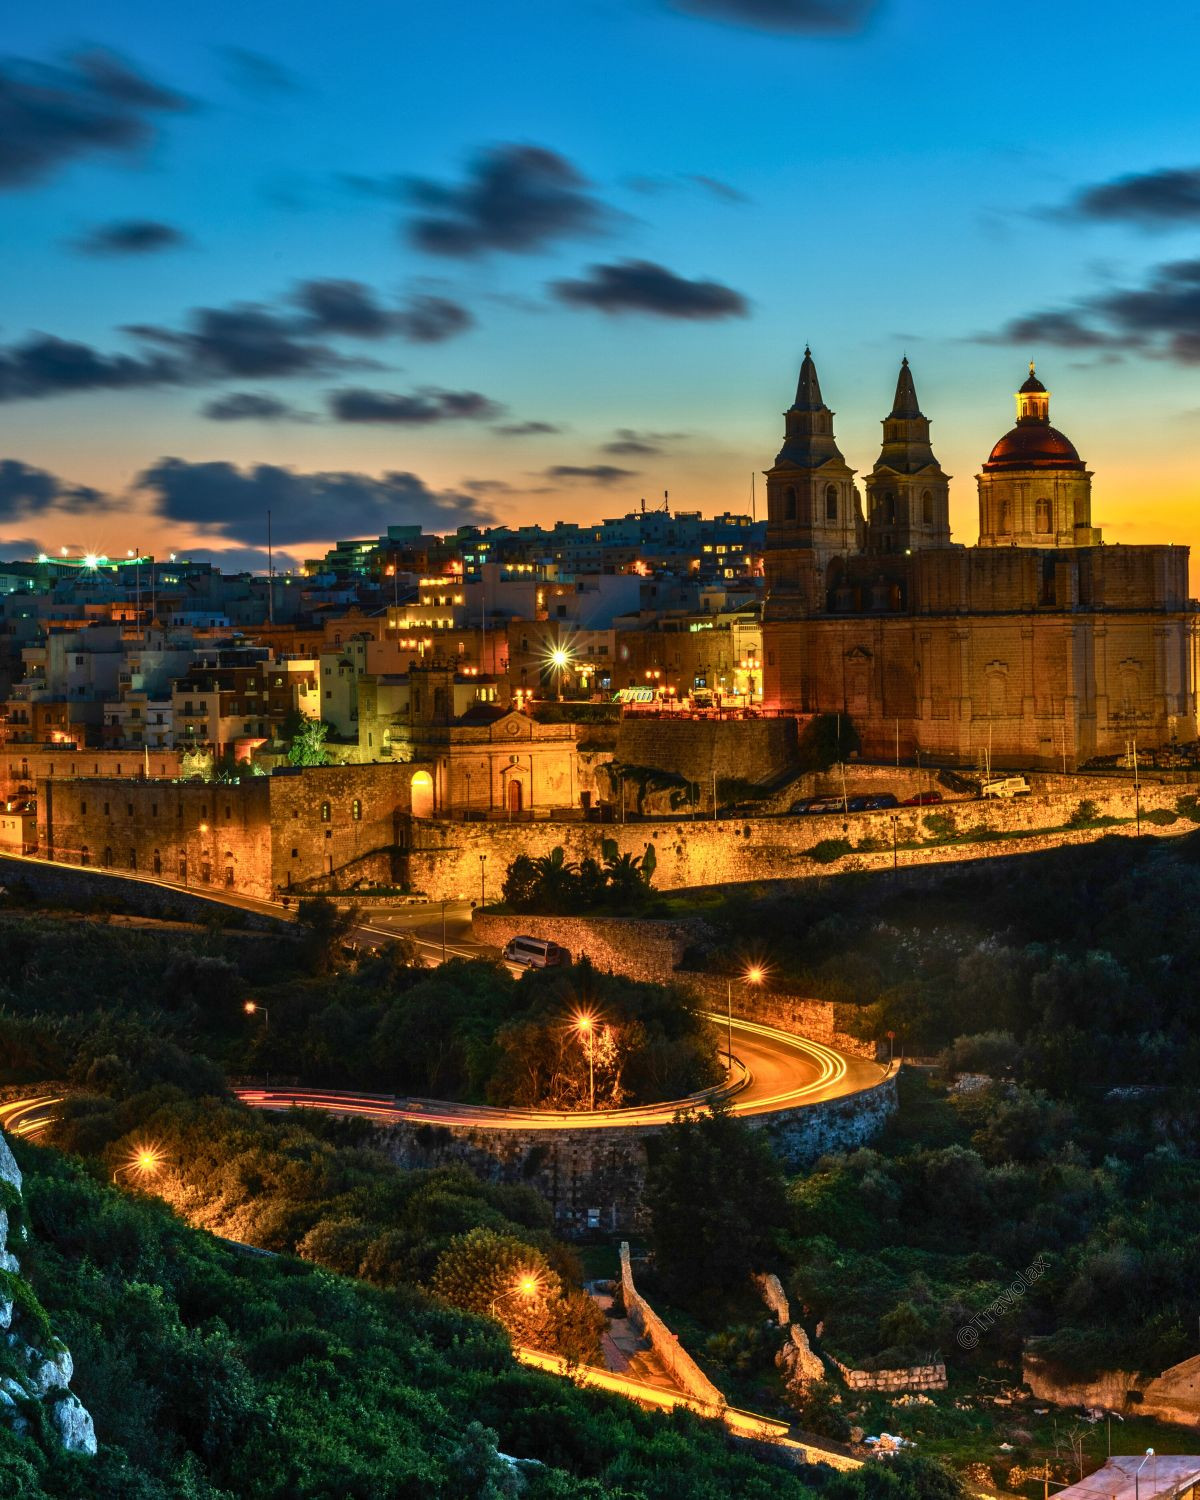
619, 1242, 726, 1408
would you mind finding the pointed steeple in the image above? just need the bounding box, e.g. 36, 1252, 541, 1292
792, 347, 825, 411
889, 357, 923, 420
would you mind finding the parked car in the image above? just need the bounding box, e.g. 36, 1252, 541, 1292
502, 936, 572, 968
981, 776, 1031, 799
901, 790, 944, 806
788, 797, 817, 814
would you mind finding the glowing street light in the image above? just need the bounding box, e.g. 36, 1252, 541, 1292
489, 1272, 544, 1319
112, 1144, 163, 1185
725, 964, 766, 1070
244, 1000, 270, 1032
574, 1011, 598, 1111
547, 642, 574, 701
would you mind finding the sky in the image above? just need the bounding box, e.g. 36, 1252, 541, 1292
1, 0, 1199, 574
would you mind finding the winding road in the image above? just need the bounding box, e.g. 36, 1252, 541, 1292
231, 1015, 884, 1132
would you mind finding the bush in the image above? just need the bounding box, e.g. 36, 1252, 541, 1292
807, 839, 854, 864
922, 811, 957, 840
1143, 807, 1178, 826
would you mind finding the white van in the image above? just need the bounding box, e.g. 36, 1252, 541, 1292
981, 776, 1031, 799
502, 936, 571, 969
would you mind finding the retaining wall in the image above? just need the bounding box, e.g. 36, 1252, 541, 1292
410, 781, 1194, 900
831, 1356, 947, 1394
619, 1242, 726, 1408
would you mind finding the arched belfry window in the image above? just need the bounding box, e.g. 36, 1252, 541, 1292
999, 501, 1011, 535
884, 493, 896, 525
922, 490, 933, 525
825, 485, 838, 522
783, 486, 797, 522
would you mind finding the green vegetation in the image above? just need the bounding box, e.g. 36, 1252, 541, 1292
501, 841, 659, 915
0, 1138, 822, 1499
286, 719, 331, 767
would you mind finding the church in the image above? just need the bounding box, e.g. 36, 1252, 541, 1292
760, 353, 1197, 767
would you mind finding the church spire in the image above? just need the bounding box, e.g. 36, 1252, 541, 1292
889, 356, 923, 420
792, 346, 824, 411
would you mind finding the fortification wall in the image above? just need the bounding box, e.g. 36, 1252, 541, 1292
614, 718, 799, 788
410, 780, 1191, 900
619, 1242, 726, 1408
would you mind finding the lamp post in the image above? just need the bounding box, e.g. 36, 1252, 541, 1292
1134, 1449, 1155, 1500
489, 1274, 542, 1321
441, 898, 448, 964
479, 853, 487, 908
574, 1012, 597, 1111
726, 966, 764, 1069
243, 1000, 270, 1032
112, 1146, 163, 1185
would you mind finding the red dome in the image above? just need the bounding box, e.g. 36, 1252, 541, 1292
984, 422, 1084, 471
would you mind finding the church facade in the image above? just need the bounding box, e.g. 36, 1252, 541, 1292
761, 353, 1197, 767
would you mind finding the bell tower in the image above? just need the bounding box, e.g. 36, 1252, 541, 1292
864, 358, 951, 555
763, 348, 862, 610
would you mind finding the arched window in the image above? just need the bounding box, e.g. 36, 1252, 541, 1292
320, 801, 331, 822
1035, 498, 1052, 533
999, 501, 1011, 535
102, 846, 113, 868
884, 493, 896, 525
80, 845, 90, 867
128, 849, 137, 871
825, 485, 838, 522
152, 849, 162, 875
922, 490, 934, 525
351, 798, 362, 821
783, 486, 797, 522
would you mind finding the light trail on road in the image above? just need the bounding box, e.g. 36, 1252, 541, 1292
0, 1095, 61, 1138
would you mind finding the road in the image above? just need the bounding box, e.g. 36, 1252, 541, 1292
234, 1017, 886, 1132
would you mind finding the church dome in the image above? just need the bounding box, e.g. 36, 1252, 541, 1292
984, 423, 1085, 471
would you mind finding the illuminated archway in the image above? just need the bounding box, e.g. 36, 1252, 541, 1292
410, 770, 434, 819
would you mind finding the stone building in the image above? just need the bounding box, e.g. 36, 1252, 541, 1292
761, 354, 1197, 766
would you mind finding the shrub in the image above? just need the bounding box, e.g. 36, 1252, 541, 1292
807, 839, 854, 864
923, 811, 957, 841
1143, 808, 1178, 826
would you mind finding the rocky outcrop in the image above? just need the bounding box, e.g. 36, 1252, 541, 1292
776, 1325, 827, 1390
0, 1129, 97, 1457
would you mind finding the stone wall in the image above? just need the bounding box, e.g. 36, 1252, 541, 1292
614, 718, 799, 792
471, 910, 877, 1059
2, 747, 182, 800
831, 1356, 947, 1394
1023, 1349, 1200, 1427
411, 778, 1192, 900
0, 853, 293, 932
619, 1242, 726, 1408
760, 1069, 899, 1164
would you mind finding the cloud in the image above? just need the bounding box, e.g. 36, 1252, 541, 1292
602, 427, 687, 456
550, 259, 749, 319
71, 218, 188, 256
664, 0, 878, 33
982, 257, 1200, 364
200, 391, 311, 422
0, 458, 107, 522
127, 303, 358, 380
0, 48, 187, 190
543, 465, 639, 485
404, 144, 612, 257
290, 279, 474, 342
328, 387, 504, 424
218, 46, 300, 96
689, 174, 749, 203
493, 419, 562, 437
1064, 166, 1200, 227
136, 458, 493, 546
0, 334, 182, 402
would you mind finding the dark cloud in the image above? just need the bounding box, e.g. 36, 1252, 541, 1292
665, 0, 878, 33
0, 458, 107, 522
493, 420, 562, 437
1065, 167, 1200, 227
543, 465, 639, 485
0, 334, 182, 402
71, 218, 188, 256
328, 387, 504, 424
551, 259, 749, 320
462, 477, 516, 494
984, 257, 1200, 364
602, 427, 687, 456
405, 144, 611, 257
136, 458, 493, 546
126, 303, 358, 380
689, 174, 749, 203
292, 279, 474, 343
201, 391, 310, 422
218, 47, 300, 96
0, 48, 187, 190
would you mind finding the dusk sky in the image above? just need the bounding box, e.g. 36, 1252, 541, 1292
2, 0, 1199, 573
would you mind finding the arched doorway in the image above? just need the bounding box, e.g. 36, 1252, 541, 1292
410, 770, 434, 819
507, 778, 524, 815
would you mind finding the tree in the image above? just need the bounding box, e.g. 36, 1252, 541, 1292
288, 720, 331, 767
645, 1100, 790, 1307
295, 894, 359, 974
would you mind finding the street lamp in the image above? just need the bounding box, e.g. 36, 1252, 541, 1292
244, 1000, 270, 1032
574, 1011, 598, 1110
1134, 1449, 1155, 1500
479, 853, 488, 908
489, 1272, 543, 1320
112, 1145, 164, 1185
549, 644, 572, 702
725, 966, 764, 1069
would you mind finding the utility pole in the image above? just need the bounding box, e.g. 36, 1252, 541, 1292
1133, 735, 1141, 836
892, 814, 898, 872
